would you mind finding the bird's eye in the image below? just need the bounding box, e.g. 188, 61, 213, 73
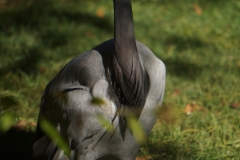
82, 134, 95, 142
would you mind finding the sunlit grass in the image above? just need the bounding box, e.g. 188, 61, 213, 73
0, 0, 240, 159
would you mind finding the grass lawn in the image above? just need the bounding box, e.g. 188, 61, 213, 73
0, 0, 240, 159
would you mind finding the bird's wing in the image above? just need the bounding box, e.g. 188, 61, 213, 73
134, 41, 166, 135
31, 44, 116, 159
32, 84, 86, 160
32, 128, 69, 160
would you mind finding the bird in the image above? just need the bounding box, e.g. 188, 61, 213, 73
32, 0, 165, 159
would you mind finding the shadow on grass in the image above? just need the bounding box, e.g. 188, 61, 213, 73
0, 127, 34, 160
39, 11, 113, 49
0, 1, 113, 32
163, 58, 202, 80
0, 47, 43, 76
0, 0, 113, 76
49, 10, 113, 31
164, 35, 206, 51
161, 35, 206, 80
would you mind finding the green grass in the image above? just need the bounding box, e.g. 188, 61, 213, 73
0, 0, 240, 159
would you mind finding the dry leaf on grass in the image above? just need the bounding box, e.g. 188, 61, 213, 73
96, 7, 105, 18
85, 31, 93, 38
135, 156, 152, 160
39, 66, 47, 73
14, 119, 37, 131
230, 102, 240, 109
14, 119, 28, 130
184, 103, 204, 115
192, 4, 202, 15
170, 89, 181, 98
29, 121, 37, 127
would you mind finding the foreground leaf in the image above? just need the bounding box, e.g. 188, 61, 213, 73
40, 119, 70, 156
91, 97, 106, 105
0, 111, 15, 133
97, 114, 114, 132
127, 116, 146, 143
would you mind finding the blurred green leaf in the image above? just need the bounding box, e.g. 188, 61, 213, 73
39, 118, 70, 157
97, 114, 114, 132
91, 97, 106, 105
127, 116, 146, 144
0, 111, 15, 133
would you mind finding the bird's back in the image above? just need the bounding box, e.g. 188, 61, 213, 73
32, 39, 165, 160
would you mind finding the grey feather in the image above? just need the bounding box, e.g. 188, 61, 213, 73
32, 40, 165, 160
32, 0, 166, 159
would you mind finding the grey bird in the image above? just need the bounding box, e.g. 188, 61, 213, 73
32, 0, 166, 159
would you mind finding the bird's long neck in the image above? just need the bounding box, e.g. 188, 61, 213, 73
114, 0, 137, 57
112, 0, 150, 115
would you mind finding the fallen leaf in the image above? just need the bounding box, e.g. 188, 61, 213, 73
13, 119, 37, 131
230, 102, 240, 109
96, 7, 105, 18
170, 89, 181, 98
136, 156, 152, 160
14, 119, 28, 130
29, 121, 37, 127
184, 103, 204, 115
184, 104, 193, 115
39, 66, 47, 73
85, 31, 93, 37
192, 4, 202, 15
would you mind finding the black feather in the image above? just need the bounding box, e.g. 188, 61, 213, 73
112, 0, 150, 117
